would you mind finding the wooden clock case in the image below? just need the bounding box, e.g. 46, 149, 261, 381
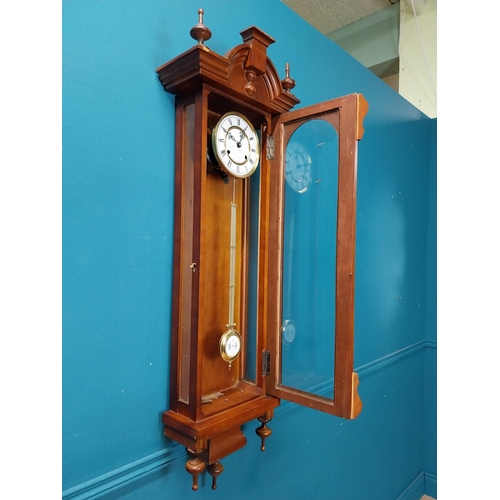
156, 11, 367, 490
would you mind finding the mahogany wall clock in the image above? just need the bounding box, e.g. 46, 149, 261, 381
156, 9, 368, 491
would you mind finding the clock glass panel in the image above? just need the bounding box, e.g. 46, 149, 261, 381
244, 164, 261, 383
281, 118, 339, 399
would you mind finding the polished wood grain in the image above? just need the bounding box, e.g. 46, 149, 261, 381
157, 21, 299, 488
157, 14, 367, 489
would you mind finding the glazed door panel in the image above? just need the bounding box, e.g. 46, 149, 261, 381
267, 93, 367, 419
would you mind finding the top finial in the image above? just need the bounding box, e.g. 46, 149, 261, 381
190, 8, 212, 45
281, 63, 296, 93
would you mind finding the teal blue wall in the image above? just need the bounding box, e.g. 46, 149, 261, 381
424, 119, 437, 497
62, 1, 437, 498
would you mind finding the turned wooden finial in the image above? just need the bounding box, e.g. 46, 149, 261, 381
185, 453, 206, 491
281, 63, 296, 93
190, 8, 212, 45
255, 414, 273, 451
207, 461, 224, 490
244, 70, 257, 96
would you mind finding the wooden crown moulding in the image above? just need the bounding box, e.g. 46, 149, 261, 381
156, 26, 300, 114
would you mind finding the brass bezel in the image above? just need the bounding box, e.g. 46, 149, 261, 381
219, 328, 242, 362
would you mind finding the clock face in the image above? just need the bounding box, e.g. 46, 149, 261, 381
219, 329, 242, 362
285, 141, 312, 193
212, 112, 260, 178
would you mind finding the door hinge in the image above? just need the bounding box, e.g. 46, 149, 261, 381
262, 350, 271, 376
266, 134, 274, 160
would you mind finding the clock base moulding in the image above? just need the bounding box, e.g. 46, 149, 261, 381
163, 395, 279, 490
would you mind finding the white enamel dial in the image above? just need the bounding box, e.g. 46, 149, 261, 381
219, 329, 242, 363
285, 141, 312, 193
212, 112, 260, 178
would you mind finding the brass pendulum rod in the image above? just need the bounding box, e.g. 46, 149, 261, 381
226, 178, 237, 370
228, 178, 237, 333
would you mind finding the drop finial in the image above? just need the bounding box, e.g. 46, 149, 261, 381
255, 414, 273, 451
190, 8, 212, 45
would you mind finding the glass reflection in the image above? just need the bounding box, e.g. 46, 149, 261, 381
244, 140, 260, 383
281, 118, 339, 399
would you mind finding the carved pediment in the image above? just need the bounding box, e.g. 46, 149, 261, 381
156, 26, 299, 115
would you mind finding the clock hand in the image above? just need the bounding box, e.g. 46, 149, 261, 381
236, 130, 247, 148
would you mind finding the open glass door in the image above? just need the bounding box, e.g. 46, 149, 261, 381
267, 93, 367, 419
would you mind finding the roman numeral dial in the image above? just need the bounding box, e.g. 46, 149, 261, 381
212, 112, 260, 178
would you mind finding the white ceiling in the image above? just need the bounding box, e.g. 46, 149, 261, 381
281, 0, 395, 34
